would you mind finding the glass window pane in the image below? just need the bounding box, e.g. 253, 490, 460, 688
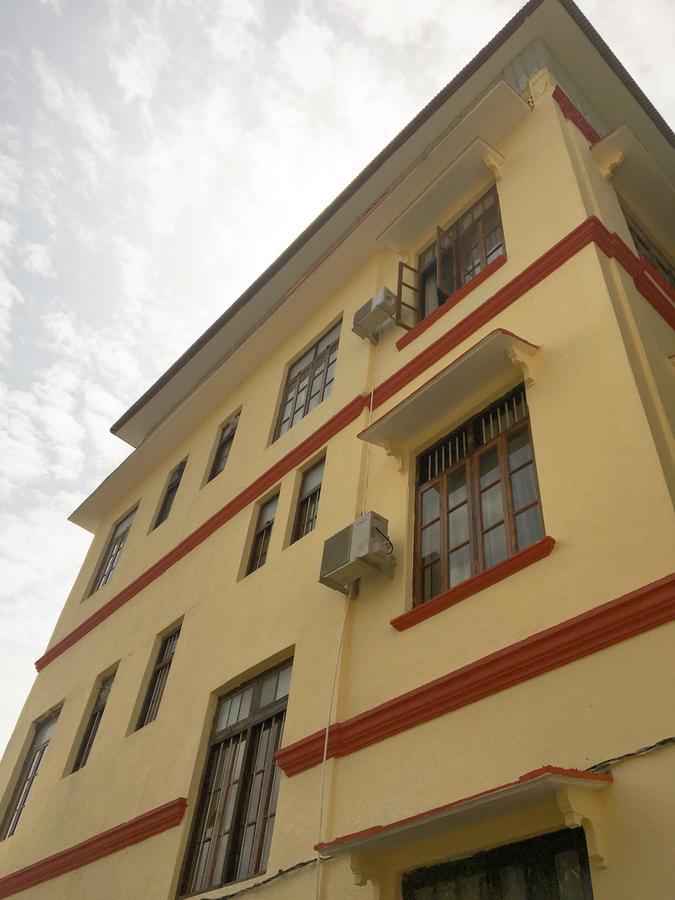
215, 699, 232, 732
508, 430, 533, 469
481, 483, 504, 529
260, 674, 277, 708
449, 545, 471, 587
515, 507, 544, 550
423, 268, 440, 315
458, 873, 487, 900
301, 460, 324, 500
421, 522, 440, 564
479, 447, 500, 488
511, 465, 537, 511
275, 665, 292, 700
435, 882, 458, 900
500, 864, 528, 899
239, 687, 253, 721
422, 563, 441, 602
447, 467, 467, 508
554, 849, 586, 900
448, 505, 469, 548
288, 349, 314, 380
421, 485, 440, 525
226, 692, 242, 726
259, 496, 278, 527
484, 524, 507, 568
317, 322, 341, 353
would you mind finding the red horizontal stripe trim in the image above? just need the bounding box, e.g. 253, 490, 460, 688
276, 572, 675, 776
315, 767, 611, 852
552, 85, 603, 144
396, 255, 507, 350
0, 798, 187, 898
35, 219, 673, 671
35, 396, 367, 671
391, 536, 555, 631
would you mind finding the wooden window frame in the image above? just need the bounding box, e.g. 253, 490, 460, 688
72, 672, 116, 772
292, 458, 324, 543
153, 460, 187, 529
179, 660, 292, 896
207, 414, 240, 483
246, 495, 279, 575
274, 322, 341, 440
402, 827, 594, 899
136, 628, 181, 730
414, 386, 544, 607
88, 506, 137, 596
396, 187, 504, 329
1, 709, 60, 840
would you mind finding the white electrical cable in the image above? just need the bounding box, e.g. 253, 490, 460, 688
360, 338, 379, 516
314, 584, 352, 900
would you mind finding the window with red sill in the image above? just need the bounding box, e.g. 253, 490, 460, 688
415, 385, 544, 606
396, 187, 504, 329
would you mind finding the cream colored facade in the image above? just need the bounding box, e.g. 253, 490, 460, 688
1, 1, 674, 898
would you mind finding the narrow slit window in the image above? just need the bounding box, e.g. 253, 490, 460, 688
415, 385, 544, 606
153, 460, 186, 529
72, 673, 116, 772
292, 458, 324, 542
247, 495, 279, 574
89, 507, 136, 595
179, 660, 293, 895
136, 628, 181, 729
1, 710, 60, 840
208, 415, 239, 482
274, 322, 340, 440
624, 212, 675, 289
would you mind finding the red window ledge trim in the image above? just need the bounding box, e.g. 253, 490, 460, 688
396, 255, 507, 351
0, 797, 187, 899
315, 766, 611, 853
34, 218, 674, 673
275, 571, 675, 777
391, 536, 555, 632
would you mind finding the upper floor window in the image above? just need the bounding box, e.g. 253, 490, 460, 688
1, 709, 60, 839
246, 495, 278, 574
274, 322, 340, 439
72, 672, 116, 772
397, 187, 504, 328
207, 414, 239, 482
89, 507, 136, 595
624, 213, 675, 289
403, 827, 593, 899
136, 627, 181, 729
153, 460, 186, 529
415, 385, 544, 605
292, 458, 324, 542
179, 660, 292, 895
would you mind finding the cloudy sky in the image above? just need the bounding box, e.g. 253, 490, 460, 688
0, 0, 672, 755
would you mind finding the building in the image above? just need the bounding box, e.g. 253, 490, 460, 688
1, 0, 674, 897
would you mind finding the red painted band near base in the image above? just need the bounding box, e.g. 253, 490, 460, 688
315, 766, 612, 852
275, 572, 675, 776
0, 798, 187, 899
391, 536, 556, 631
35, 218, 674, 672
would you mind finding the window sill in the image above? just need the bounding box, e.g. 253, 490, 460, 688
396, 254, 507, 351
390, 536, 556, 631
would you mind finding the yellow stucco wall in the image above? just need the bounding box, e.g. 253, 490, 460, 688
0, 71, 673, 900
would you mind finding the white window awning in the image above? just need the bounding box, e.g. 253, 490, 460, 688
316, 766, 612, 864
359, 329, 539, 453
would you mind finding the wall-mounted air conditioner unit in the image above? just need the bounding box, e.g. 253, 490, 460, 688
352, 288, 396, 343
319, 511, 394, 593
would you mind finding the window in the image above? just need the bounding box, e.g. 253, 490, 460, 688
136, 627, 181, 729
292, 458, 324, 542
72, 672, 116, 772
153, 460, 186, 529
89, 507, 136, 595
624, 212, 675, 289
415, 385, 544, 605
246, 495, 278, 575
208, 414, 239, 482
1, 710, 60, 839
396, 187, 504, 328
274, 322, 340, 439
403, 827, 594, 899
179, 661, 292, 895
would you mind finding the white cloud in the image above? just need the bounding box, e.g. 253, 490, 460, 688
110, 27, 170, 102
21, 242, 56, 278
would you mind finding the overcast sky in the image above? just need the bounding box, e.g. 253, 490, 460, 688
0, 0, 672, 756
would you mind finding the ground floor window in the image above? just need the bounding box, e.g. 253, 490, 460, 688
402, 828, 593, 899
